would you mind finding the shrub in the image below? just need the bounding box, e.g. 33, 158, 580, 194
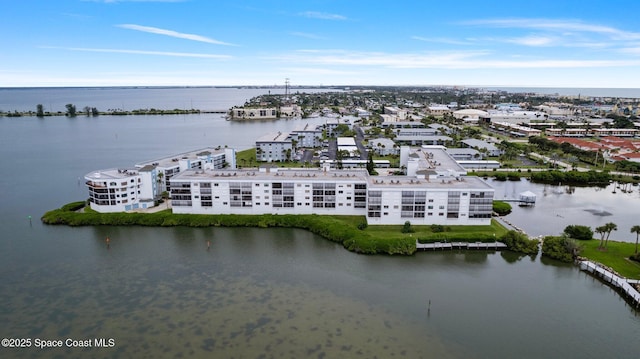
401, 221, 414, 233
499, 230, 539, 255
492, 201, 512, 216
542, 235, 581, 262
430, 224, 445, 233
41, 203, 417, 255
493, 173, 507, 181
563, 225, 593, 241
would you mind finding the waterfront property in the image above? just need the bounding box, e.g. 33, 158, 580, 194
84, 144, 494, 225
86, 147, 235, 212
290, 123, 322, 148
169, 146, 494, 225
256, 132, 293, 162
230, 107, 277, 119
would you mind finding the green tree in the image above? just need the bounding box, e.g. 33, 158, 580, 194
595, 225, 607, 249
603, 222, 617, 249
65, 103, 77, 117
366, 151, 377, 175
36, 104, 44, 117
500, 230, 539, 255
91, 107, 99, 116
541, 235, 578, 262
401, 221, 414, 233
83, 106, 91, 116
631, 225, 640, 255
563, 225, 593, 241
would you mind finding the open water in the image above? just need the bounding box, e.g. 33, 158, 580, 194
0, 87, 639, 358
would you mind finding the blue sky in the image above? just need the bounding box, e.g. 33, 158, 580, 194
4, 0, 640, 88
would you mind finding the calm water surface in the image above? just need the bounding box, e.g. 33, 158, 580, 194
1, 89, 639, 358
491, 179, 640, 242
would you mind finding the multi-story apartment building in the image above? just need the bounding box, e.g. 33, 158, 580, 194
85, 145, 495, 225
85, 147, 235, 212
290, 124, 322, 148
256, 132, 293, 162
85, 167, 156, 213
170, 146, 495, 225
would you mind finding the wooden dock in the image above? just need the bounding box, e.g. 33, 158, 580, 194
416, 241, 508, 251
579, 260, 640, 308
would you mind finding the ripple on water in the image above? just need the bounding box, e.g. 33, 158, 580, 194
5, 263, 462, 358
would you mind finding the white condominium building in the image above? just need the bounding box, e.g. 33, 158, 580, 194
85, 147, 235, 212
256, 132, 293, 162
85, 167, 157, 213
170, 146, 494, 225
85, 145, 495, 225
290, 124, 322, 148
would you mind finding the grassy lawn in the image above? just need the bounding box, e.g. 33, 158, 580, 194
235, 148, 315, 169
373, 154, 400, 168
580, 239, 640, 279
236, 148, 257, 167
362, 219, 509, 242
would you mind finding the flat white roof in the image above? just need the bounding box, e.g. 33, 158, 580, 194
136, 147, 226, 169
337, 137, 357, 146
256, 132, 291, 143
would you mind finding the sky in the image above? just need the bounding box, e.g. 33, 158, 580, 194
4, 0, 640, 88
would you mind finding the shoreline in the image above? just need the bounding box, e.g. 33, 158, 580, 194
42, 201, 640, 309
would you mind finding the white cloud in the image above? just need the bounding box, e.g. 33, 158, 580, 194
290, 32, 326, 40
462, 18, 640, 41
298, 11, 347, 21
41, 46, 232, 59
268, 49, 640, 70
411, 36, 474, 46
504, 35, 555, 47
116, 24, 237, 46
283, 67, 359, 75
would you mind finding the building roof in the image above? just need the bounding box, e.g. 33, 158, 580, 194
453, 109, 488, 117
337, 137, 357, 146
170, 166, 492, 191
461, 139, 499, 151
136, 147, 227, 169
256, 132, 291, 143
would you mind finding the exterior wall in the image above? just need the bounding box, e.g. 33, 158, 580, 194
256, 141, 293, 162
291, 130, 321, 148
171, 177, 368, 216
88, 148, 232, 213
231, 107, 277, 119
365, 187, 492, 225
85, 171, 145, 212
170, 167, 494, 226
279, 105, 301, 118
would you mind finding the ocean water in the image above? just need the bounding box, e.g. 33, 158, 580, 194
0, 87, 639, 358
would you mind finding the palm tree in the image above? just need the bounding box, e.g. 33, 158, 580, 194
631, 225, 640, 255
595, 225, 607, 249
603, 222, 617, 249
